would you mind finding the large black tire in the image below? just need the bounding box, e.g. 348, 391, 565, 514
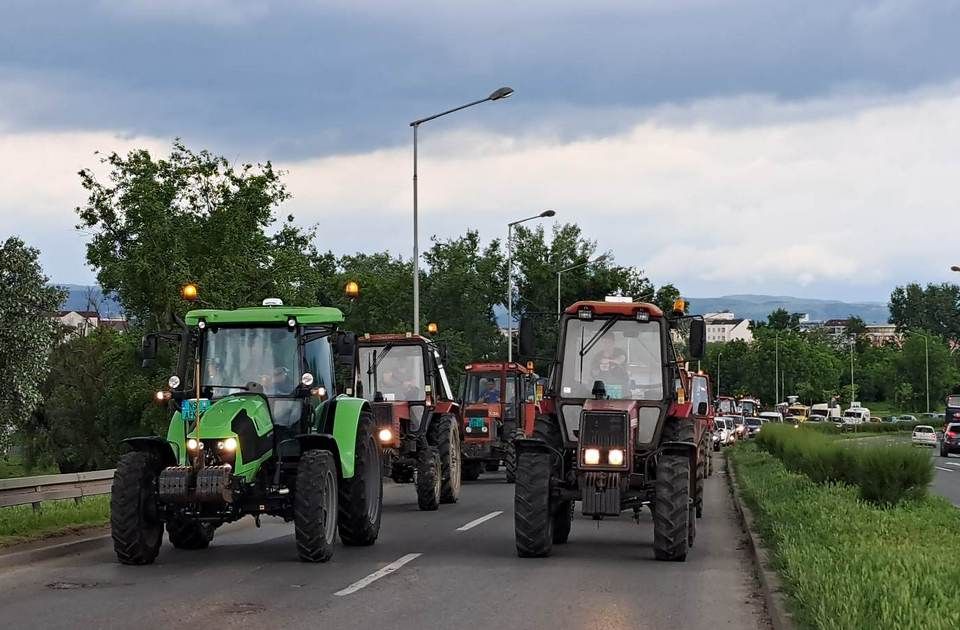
504, 428, 524, 483
338, 412, 383, 546
111, 451, 164, 565
391, 464, 414, 484
294, 449, 339, 562
941, 443, 949, 458
166, 518, 214, 550
653, 453, 690, 561
416, 446, 441, 511
533, 416, 563, 449
429, 414, 462, 504
515, 450, 554, 557
695, 435, 707, 519
485, 461, 499, 472
552, 500, 573, 544
463, 461, 482, 481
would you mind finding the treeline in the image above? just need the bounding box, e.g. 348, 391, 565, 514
702, 307, 960, 410
3, 141, 678, 472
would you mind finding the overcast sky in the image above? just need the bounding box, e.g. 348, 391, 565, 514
3, 0, 960, 301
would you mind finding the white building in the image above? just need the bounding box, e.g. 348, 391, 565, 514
703, 311, 753, 344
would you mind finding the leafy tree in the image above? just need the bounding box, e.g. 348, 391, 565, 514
895, 331, 959, 411
763, 308, 804, 331
0, 238, 66, 449
889, 282, 960, 341
653, 284, 681, 313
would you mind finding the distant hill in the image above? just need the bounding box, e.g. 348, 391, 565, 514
56, 284, 124, 318
687, 294, 889, 324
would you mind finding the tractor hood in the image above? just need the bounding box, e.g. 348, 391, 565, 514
188, 395, 273, 440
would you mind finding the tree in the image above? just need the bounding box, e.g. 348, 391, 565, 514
653, 284, 681, 314
889, 282, 960, 341
895, 331, 959, 411
0, 238, 66, 449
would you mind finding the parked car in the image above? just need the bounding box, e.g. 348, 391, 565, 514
912, 425, 938, 448
897, 414, 918, 424
940, 423, 960, 458
745, 417, 763, 438
759, 411, 783, 423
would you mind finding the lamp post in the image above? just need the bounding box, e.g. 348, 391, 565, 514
556, 255, 608, 318
850, 336, 855, 406
507, 210, 556, 361
410, 86, 514, 334
717, 352, 722, 396
774, 331, 779, 404
915, 332, 931, 414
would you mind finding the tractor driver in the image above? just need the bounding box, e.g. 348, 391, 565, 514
379, 363, 421, 400
480, 378, 500, 404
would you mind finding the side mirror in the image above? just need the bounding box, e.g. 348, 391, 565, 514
334, 331, 357, 361
140, 334, 158, 369
689, 319, 706, 359
518, 317, 535, 357
697, 401, 708, 416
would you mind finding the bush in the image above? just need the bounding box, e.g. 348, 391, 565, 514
729, 444, 960, 629
754, 424, 932, 505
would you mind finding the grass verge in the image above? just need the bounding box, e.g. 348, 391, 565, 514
729, 443, 960, 630
0, 496, 110, 547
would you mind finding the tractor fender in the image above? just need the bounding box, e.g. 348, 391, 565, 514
659, 439, 697, 457
514, 437, 556, 457
295, 433, 342, 475
122, 436, 179, 468
316, 396, 372, 479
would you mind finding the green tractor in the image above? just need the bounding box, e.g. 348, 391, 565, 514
111, 295, 382, 564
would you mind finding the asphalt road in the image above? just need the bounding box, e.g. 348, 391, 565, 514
930, 450, 960, 506
0, 465, 767, 630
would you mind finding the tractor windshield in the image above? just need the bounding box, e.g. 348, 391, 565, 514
560, 318, 663, 400
201, 326, 298, 396
358, 344, 426, 401
464, 373, 503, 404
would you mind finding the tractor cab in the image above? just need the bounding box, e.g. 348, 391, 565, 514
356, 333, 462, 510
459, 361, 541, 481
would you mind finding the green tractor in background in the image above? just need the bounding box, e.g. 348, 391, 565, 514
111, 288, 382, 564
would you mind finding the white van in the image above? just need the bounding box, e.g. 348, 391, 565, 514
842, 406, 871, 425
810, 403, 841, 422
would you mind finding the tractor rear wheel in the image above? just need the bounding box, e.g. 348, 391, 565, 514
295, 449, 339, 562
429, 414, 462, 504
485, 461, 499, 472
166, 518, 214, 550
391, 464, 414, 484
416, 446, 441, 511
111, 451, 164, 565
463, 461, 482, 481
552, 500, 573, 544
514, 450, 554, 557
653, 453, 690, 562
338, 411, 382, 546
504, 428, 524, 483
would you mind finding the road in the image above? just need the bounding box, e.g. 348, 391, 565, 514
0, 466, 767, 630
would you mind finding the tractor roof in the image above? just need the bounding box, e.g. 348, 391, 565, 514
184, 306, 344, 326
563, 300, 664, 318
357, 333, 433, 346
464, 361, 534, 375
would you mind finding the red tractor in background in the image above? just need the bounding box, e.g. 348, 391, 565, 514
459, 361, 542, 482
356, 333, 463, 511
513, 297, 710, 560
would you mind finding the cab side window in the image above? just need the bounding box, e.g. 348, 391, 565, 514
304, 334, 335, 394
690, 375, 710, 415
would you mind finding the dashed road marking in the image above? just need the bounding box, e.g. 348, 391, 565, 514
334, 553, 422, 596
935, 466, 953, 472
456, 511, 503, 532
944, 462, 960, 467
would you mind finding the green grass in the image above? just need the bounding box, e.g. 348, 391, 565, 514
729, 443, 960, 629
0, 495, 110, 547
0, 456, 57, 480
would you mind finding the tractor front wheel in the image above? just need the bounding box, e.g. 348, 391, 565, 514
463, 461, 482, 481
429, 415, 462, 504
514, 450, 554, 557
653, 453, 690, 562
167, 518, 214, 550
416, 446, 441, 511
504, 428, 524, 483
111, 451, 164, 565
338, 411, 382, 546
552, 500, 573, 544
295, 449, 339, 562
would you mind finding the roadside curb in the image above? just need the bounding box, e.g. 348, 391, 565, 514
724, 453, 795, 630
0, 530, 111, 570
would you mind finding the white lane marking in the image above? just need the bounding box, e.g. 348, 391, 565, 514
936, 466, 953, 472
456, 511, 503, 532
334, 553, 422, 596
944, 462, 960, 467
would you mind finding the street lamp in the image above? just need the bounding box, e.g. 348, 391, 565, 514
409, 86, 514, 334
914, 331, 931, 413
774, 331, 779, 404
555, 255, 608, 318
717, 352, 722, 396
507, 209, 556, 361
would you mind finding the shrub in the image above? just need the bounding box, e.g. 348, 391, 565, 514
753, 424, 931, 505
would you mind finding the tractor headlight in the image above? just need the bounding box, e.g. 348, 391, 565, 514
220, 437, 238, 452
168, 375, 181, 389
584, 448, 601, 465
465, 426, 472, 434
187, 438, 200, 451
481, 425, 488, 433
378, 428, 393, 443
608, 448, 624, 466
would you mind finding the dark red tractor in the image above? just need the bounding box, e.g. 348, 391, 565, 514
356, 333, 462, 511
513, 297, 709, 560
459, 361, 542, 482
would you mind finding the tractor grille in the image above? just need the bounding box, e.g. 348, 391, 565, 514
579, 411, 629, 449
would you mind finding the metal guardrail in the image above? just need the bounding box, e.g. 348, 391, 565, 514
0, 470, 114, 509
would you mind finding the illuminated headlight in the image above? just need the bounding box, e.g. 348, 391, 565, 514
168, 375, 181, 389
187, 438, 200, 451
481, 425, 488, 433
287, 317, 297, 328
584, 448, 601, 465
378, 428, 393, 443
301, 372, 314, 387
465, 426, 472, 433
197, 320, 206, 329
219, 437, 238, 452
608, 448, 624, 466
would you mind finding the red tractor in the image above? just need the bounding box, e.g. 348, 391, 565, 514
513, 297, 710, 560
356, 333, 463, 511
459, 361, 542, 482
